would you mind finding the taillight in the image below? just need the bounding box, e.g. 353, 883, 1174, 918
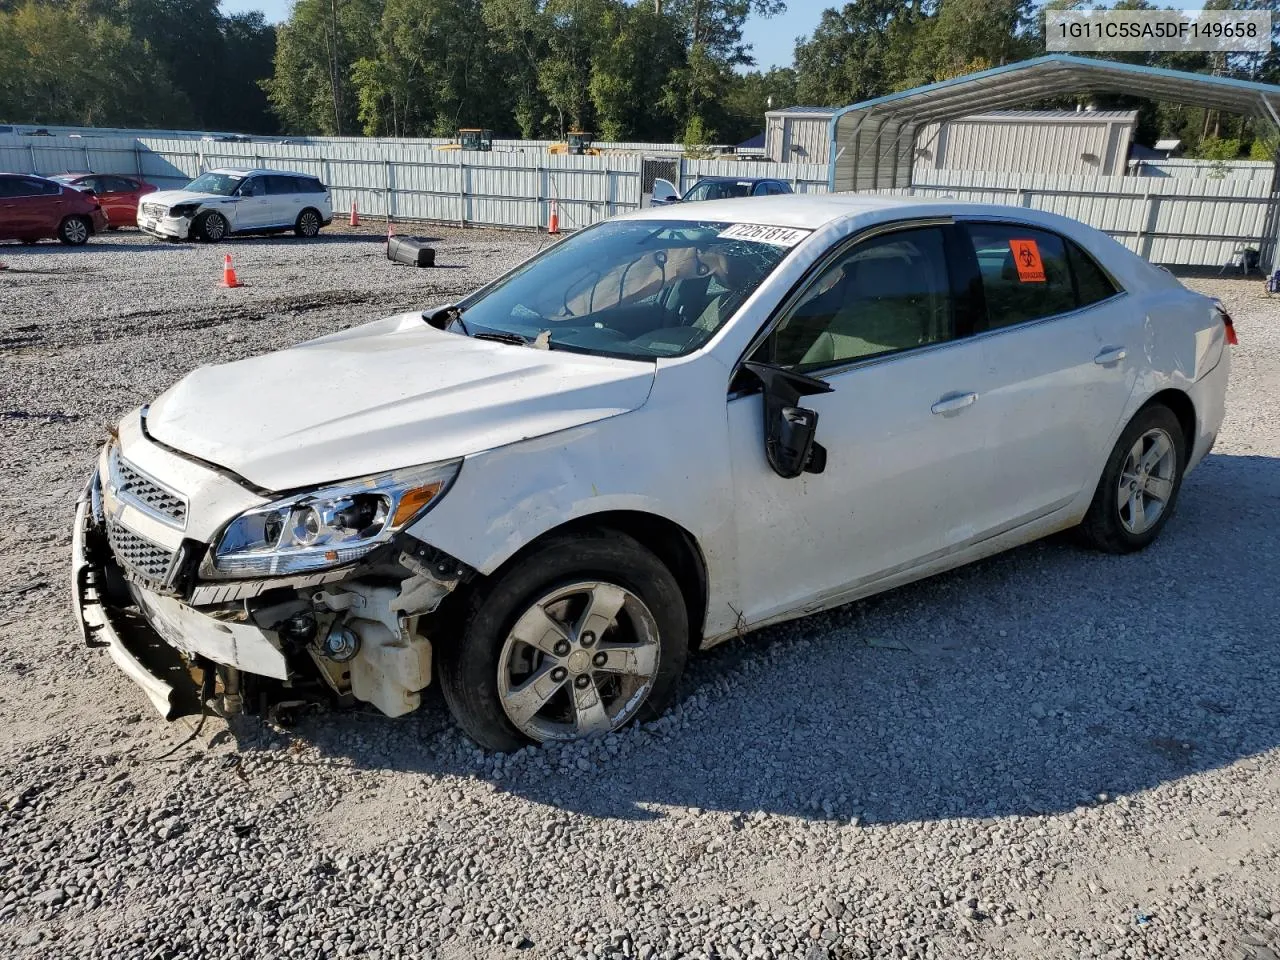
1214, 302, 1238, 346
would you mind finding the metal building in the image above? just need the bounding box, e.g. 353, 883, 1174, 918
913, 109, 1136, 176
764, 107, 837, 163
824, 54, 1280, 268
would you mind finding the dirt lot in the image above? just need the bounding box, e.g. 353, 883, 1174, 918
1, 227, 1278, 960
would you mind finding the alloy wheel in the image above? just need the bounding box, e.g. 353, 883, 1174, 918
62, 218, 88, 244
1118, 427, 1177, 534
497, 581, 661, 742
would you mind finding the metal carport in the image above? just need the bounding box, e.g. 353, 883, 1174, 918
827, 54, 1280, 267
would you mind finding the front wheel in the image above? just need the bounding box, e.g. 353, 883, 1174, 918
438, 531, 689, 751
1078, 404, 1186, 553
58, 216, 90, 245
195, 211, 228, 243
295, 207, 322, 238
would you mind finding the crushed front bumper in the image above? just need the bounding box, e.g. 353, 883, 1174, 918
72, 492, 201, 719
72, 476, 289, 719
136, 215, 192, 240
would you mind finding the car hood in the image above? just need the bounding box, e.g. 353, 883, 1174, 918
145, 189, 235, 207
145, 312, 656, 491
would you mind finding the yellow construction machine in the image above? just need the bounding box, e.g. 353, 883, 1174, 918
438, 128, 494, 152
549, 131, 600, 156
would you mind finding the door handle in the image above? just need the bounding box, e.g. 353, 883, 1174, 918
931, 392, 978, 415
1094, 347, 1127, 366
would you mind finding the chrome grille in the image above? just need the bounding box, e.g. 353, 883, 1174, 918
109, 446, 186, 527
107, 521, 176, 586
140, 202, 166, 218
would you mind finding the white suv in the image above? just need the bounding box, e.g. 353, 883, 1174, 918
137, 167, 333, 242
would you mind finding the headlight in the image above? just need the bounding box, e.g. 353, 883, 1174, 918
169, 203, 199, 218
208, 461, 460, 578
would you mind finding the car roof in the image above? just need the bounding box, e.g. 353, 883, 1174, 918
625, 192, 949, 229
206, 167, 319, 178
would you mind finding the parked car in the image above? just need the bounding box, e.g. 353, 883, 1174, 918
51, 173, 157, 228
0, 173, 107, 245
73, 195, 1232, 749
136, 167, 333, 242
651, 175, 793, 205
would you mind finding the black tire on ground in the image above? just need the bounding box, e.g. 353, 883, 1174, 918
195, 211, 228, 243
437, 530, 689, 752
1078, 403, 1187, 554
295, 207, 322, 238
57, 216, 91, 246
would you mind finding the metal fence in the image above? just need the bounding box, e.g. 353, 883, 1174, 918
3, 131, 1276, 266
1128, 158, 1277, 183
1, 133, 644, 230
893, 168, 1277, 267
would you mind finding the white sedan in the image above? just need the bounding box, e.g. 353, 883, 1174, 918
73, 195, 1232, 749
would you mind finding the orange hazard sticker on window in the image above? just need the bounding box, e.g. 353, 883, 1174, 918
1009, 239, 1046, 282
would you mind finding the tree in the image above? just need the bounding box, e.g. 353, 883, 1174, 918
265, 0, 379, 135
794, 0, 925, 107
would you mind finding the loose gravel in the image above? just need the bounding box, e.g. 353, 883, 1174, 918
1, 229, 1279, 960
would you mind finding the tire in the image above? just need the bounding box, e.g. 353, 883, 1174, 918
195, 211, 228, 243
1078, 404, 1186, 553
438, 530, 689, 751
58, 216, 90, 246
295, 207, 322, 238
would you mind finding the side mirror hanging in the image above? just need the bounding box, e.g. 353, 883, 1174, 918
741, 361, 833, 479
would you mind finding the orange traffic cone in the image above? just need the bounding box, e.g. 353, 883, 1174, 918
547, 199, 559, 235
349, 201, 360, 228
219, 253, 242, 288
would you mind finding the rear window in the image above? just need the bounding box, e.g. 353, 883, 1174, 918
1067, 241, 1121, 306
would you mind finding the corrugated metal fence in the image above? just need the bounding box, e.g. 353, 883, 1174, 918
3, 131, 1275, 266
1, 133, 644, 230
891, 169, 1277, 267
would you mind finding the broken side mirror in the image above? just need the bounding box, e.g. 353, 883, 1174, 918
651, 178, 680, 205
741, 361, 832, 479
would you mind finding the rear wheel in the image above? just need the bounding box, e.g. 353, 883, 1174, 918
58, 216, 90, 246
295, 207, 322, 238
1079, 404, 1186, 553
195, 211, 228, 243
437, 531, 689, 751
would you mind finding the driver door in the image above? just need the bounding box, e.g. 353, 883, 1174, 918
232, 176, 270, 229
727, 222, 992, 626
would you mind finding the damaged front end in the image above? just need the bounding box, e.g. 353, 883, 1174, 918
72, 432, 473, 722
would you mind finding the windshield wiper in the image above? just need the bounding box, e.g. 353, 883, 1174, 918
473, 331, 531, 346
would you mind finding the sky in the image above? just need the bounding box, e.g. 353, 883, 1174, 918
217, 0, 1219, 75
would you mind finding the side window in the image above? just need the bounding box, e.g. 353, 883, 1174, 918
752, 182, 770, 196
1067, 240, 1121, 306
0, 178, 17, 198
770, 182, 791, 195
307, 178, 327, 193
964, 223, 1075, 329
237, 177, 262, 197
266, 175, 299, 195
104, 176, 136, 192
772, 226, 954, 371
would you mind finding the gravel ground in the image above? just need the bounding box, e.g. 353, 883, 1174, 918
1, 228, 1278, 960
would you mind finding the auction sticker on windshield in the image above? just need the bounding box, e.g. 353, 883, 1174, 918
717, 223, 812, 247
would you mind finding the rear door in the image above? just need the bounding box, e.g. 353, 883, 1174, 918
959, 219, 1138, 530
264, 175, 303, 227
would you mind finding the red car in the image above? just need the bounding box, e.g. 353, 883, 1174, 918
52, 173, 157, 228
0, 174, 108, 245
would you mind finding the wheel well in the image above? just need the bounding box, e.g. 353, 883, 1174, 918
464, 512, 709, 649
1141, 389, 1196, 462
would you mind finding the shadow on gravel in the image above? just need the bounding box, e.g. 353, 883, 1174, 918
236, 451, 1280, 826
